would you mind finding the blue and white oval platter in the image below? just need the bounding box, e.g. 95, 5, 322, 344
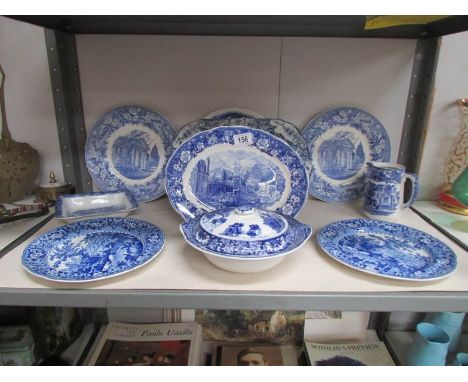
172, 117, 311, 174
85, 106, 177, 202
316, 219, 457, 281
166, 126, 309, 220
22, 217, 165, 282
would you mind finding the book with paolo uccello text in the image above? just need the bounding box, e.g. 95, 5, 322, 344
304, 341, 396, 366
86, 322, 202, 366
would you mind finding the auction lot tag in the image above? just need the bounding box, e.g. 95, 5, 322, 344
233, 133, 253, 146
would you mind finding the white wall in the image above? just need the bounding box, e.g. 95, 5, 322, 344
0, 16, 63, 186
279, 37, 415, 163
77, 35, 415, 169
418, 31, 468, 200
76, 35, 282, 131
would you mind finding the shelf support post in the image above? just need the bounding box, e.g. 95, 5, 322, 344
44, 29, 92, 193
398, 37, 441, 173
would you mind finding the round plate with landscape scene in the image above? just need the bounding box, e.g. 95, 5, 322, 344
302, 107, 391, 203
22, 217, 165, 283
85, 106, 176, 202
165, 126, 309, 220
316, 219, 457, 281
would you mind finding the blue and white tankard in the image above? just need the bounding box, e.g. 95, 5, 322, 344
363, 162, 418, 220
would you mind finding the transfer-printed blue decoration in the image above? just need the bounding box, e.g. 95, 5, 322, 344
204, 108, 264, 120
367, 164, 405, 183
165, 126, 309, 220
363, 183, 400, 216
22, 217, 165, 282
363, 162, 419, 218
173, 117, 311, 174
200, 207, 288, 241
85, 106, 176, 202
302, 107, 391, 203
189, 149, 286, 209
317, 219, 457, 281
181, 212, 312, 258
318, 131, 366, 180
111, 130, 160, 180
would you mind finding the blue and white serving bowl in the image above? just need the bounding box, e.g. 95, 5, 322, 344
180, 206, 312, 273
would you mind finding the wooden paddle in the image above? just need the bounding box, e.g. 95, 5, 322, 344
0, 63, 39, 202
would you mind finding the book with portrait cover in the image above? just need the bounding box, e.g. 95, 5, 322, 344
85, 322, 202, 366
212, 343, 302, 366
304, 341, 396, 366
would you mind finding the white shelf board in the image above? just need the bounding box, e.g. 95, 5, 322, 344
0, 198, 467, 310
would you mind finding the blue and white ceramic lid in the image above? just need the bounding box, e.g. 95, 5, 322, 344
181, 212, 312, 258
200, 206, 288, 241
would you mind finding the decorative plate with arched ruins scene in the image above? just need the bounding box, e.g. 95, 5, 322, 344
85, 106, 176, 202
302, 107, 391, 203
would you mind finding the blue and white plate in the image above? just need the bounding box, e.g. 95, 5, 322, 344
302, 107, 391, 203
204, 107, 263, 120
22, 217, 165, 283
316, 219, 457, 281
85, 106, 177, 202
173, 117, 311, 174
165, 126, 309, 220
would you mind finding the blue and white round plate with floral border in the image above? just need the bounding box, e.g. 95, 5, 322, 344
316, 219, 457, 281
173, 117, 311, 174
22, 217, 165, 283
165, 126, 309, 220
302, 107, 391, 203
85, 106, 176, 202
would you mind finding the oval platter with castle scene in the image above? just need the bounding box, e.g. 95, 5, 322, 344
85, 106, 176, 202
302, 107, 391, 203
165, 126, 309, 220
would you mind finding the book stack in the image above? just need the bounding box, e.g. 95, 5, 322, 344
303, 341, 396, 366
85, 322, 203, 366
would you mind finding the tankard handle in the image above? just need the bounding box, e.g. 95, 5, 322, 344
402, 172, 419, 209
